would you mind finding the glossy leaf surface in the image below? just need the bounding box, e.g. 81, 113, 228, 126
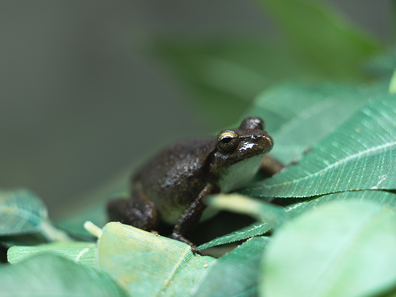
0, 254, 127, 296
0, 189, 47, 236
243, 95, 396, 198
98, 222, 216, 296
261, 200, 396, 297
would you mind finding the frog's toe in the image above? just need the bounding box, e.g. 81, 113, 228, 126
170, 232, 202, 255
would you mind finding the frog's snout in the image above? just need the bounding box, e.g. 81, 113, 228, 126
240, 131, 273, 156
260, 132, 273, 154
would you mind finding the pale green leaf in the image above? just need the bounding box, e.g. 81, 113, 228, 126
98, 222, 216, 296
261, 199, 396, 297
242, 94, 396, 198
8, 241, 98, 268
0, 189, 47, 236
389, 69, 396, 94
0, 254, 127, 296
206, 194, 290, 227
195, 236, 269, 297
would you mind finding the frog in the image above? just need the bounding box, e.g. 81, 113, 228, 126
107, 116, 281, 251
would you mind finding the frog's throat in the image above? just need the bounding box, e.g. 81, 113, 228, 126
218, 154, 263, 193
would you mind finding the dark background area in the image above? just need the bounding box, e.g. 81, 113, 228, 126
0, 1, 391, 218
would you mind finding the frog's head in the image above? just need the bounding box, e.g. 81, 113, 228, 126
209, 116, 273, 192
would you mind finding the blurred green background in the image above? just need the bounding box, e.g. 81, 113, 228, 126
0, 1, 391, 218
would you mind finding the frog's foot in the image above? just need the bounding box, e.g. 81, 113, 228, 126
170, 232, 202, 255
107, 198, 157, 231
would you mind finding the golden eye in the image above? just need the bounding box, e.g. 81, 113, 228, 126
217, 130, 239, 152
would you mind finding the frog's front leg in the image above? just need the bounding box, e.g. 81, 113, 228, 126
260, 155, 285, 176
107, 183, 158, 231
171, 184, 219, 251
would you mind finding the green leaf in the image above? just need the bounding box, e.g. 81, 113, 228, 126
242, 94, 396, 198
0, 189, 47, 236
198, 221, 270, 251
194, 236, 269, 297
0, 254, 127, 296
8, 241, 98, 268
261, 199, 396, 297
244, 82, 387, 164
98, 222, 216, 296
285, 190, 396, 216
256, 0, 382, 78
199, 190, 396, 250
377, 287, 396, 297
390, 69, 396, 94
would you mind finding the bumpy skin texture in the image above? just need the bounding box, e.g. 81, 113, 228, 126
136, 139, 216, 225
107, 117, 279, 250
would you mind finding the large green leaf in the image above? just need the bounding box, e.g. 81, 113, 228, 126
198, 220, 270, 251
243, 82, 387, 164
0, 254, 127, 296
198, 190, 396, 250
98, 222, 216, 296
261, 199, 396, 297
194, 236, 269, 297
242, 94, 396, 198
8, 241, 98, 268
256, 0, 382, 78
0, 189, 47, 236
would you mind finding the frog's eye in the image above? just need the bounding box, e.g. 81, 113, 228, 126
217, 130, 239, 152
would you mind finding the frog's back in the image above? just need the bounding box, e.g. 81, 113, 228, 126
133, 138, 215, 223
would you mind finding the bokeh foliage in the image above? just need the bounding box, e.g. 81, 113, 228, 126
1, 0, 395, 296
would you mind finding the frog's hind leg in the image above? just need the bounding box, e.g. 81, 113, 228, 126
107, 185, 158, 231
